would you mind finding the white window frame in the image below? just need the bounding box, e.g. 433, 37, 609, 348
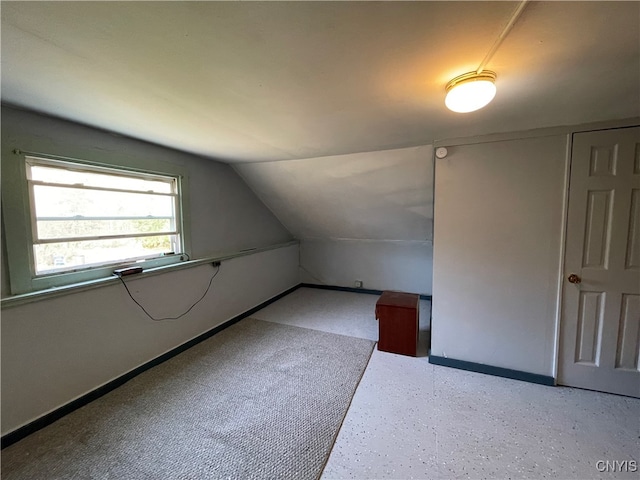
2, 149, 191, 295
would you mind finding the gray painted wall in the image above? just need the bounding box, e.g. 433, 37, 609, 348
235, 145, 434, 294
431, 135, 569, 377
2, 246, 299, 435
0, 107, 298, 434
1, 105, 293, 296
300, 239, 432, 295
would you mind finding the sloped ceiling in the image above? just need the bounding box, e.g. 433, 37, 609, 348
2, 2, 638, 245
234, 146, 433, 241
2, 1, 639, 163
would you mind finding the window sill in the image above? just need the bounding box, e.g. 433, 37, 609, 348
1, 240, 298, 309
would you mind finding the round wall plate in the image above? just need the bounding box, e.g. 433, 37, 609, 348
435, 147, 448, 159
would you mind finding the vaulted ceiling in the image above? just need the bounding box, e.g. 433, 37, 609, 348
2, 1, 639, 163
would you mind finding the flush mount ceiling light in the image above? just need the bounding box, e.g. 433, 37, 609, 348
445, 71, 497, 113
444, 0, 528, 113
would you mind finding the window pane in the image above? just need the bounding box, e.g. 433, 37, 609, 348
29, 164, 173, 193
37, 218, 173, 241
34, 235, 178, 274
33, 185, 175, 218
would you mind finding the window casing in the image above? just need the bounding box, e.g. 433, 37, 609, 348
2, 151, 190, 295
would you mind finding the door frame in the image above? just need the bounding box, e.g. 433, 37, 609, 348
552, 120, 640, 383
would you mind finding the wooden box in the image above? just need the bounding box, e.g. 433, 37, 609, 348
375, 291, 419, 356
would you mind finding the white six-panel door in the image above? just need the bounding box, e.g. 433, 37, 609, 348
559, 127, 640, 397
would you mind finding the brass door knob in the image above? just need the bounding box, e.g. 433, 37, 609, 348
568, 274, 581, 284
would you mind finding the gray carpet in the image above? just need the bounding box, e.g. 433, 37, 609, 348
1, 318, 375, 479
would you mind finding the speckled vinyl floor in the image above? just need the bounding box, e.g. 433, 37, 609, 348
253, 287, 640, 480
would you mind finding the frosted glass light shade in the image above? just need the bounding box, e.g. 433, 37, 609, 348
445, 71, 497, 113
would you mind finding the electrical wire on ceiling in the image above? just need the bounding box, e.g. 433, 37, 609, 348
476, 0, 529, 75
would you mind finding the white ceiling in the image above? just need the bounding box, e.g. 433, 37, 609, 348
234, 145, 434, 241
2, 1, 638, 164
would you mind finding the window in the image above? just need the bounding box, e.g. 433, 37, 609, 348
2, 151, 190, 295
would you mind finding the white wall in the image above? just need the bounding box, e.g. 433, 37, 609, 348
431, 135, 568, 377
0, 106, 298, 435
300, 239, 431, 295
235, 145, 434, 294
1, 245, 299, 435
